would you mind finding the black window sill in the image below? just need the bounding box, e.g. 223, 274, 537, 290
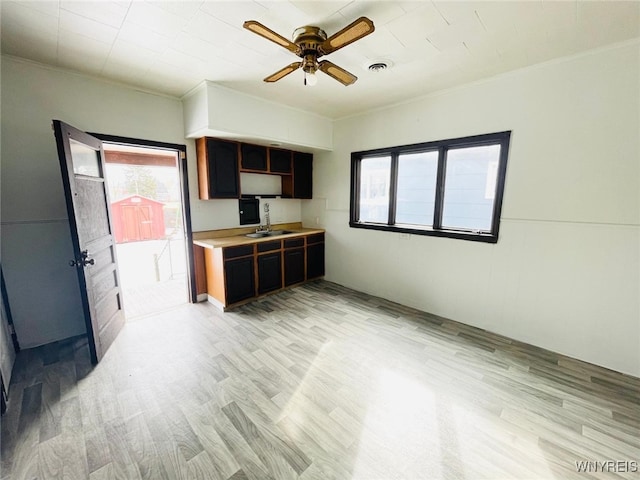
349, 222, 499, 243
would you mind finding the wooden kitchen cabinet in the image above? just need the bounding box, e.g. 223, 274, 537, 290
284, 249, 305, 286
240, 143, 268, 171
284, 237, 305, 286
306, 233, 324, 279
257, 252, 282, 294
257, 240, 282, 294
198, 228, 324, 310
204, 244, 255, 307
269, 149, 292, 174
225, 256, 255, 304
197, 137, 312, 199
223, 245, 255, 304
283, 152, 313, 199
196, 138, 240, 199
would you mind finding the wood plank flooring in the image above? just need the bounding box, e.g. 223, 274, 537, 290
2, 280, 639, 480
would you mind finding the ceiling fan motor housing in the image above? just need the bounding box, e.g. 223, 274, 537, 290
293, 26, 327, 48
293, 27, 327, 73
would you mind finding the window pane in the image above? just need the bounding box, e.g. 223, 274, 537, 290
442, 144, 501, 231
70, 139, 101, 177
396, 151, 438, 226
359, 156, 391, 223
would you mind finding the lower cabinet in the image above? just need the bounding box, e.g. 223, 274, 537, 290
257, 252, 282, 294
306, 233, 325, 280
225, 256, 255, 304
306, 243, 325, 279
203, 232, 325, 310
284, 248, 305, 286
284, 237, 305, 287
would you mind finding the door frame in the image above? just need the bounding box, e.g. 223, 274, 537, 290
1, 268, 20, 354
1, 266, 19, 414
91, 133, 197, 303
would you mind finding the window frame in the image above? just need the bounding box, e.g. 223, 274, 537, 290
350, 131, 511, 243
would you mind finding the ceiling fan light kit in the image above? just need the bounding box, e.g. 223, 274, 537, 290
304, 70, 318, 86
243, 17, 375, 87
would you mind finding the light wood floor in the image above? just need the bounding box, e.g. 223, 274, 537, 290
2, 281, 639, 480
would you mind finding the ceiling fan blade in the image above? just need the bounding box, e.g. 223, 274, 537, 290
243, 20, 301, 55
264, 62, 303, 82
318, 60, 358, 86
318, 17, 374, 56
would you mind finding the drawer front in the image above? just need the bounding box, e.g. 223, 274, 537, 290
257, 240, 281, 253
284, 238, 304, 249
306, 233, 325, 245
224, 244, 254, 259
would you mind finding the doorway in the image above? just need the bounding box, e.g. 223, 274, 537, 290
101, 141, 193, 320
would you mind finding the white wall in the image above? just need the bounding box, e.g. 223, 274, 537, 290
0, 56, 305, 348
304, 41, 640, 376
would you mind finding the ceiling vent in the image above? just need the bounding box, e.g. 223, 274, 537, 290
368, 62, 387, 72
366, 59, 393, 73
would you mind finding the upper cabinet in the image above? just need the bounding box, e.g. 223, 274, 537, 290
268, 149, 292, 174
197, 137, 312, 200
291, 152, 313, 199
240, 143, 268, 172
197, 138, 240, 199
240, 144, 294, 176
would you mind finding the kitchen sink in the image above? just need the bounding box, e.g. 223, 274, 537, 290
244, 230, 293, 238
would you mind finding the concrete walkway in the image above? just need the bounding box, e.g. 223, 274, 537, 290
115, 238, 188, 319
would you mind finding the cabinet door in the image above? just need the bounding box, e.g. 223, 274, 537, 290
241, 144, 267, 171
208, 139, 240, 198
225, 256, 255, 304
269, 149, 292, 174
284, 248, 305, 286
306, 242, 324, 279
293, 152, 313, 199
257, 252, 282, 294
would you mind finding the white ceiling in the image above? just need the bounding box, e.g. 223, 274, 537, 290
2, 1, 639, 119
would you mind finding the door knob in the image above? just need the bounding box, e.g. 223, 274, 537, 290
69, 250, 95, 267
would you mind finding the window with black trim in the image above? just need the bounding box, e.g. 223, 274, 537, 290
350, 131, 511, 243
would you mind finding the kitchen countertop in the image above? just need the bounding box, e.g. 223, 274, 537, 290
193, 227, 325, 250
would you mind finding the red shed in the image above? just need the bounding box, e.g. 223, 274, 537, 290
111, 195, 166, 243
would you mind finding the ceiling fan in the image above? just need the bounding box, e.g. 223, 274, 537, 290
243, 17, 375, 86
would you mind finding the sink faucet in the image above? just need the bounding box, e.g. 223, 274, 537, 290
264, 202, 271, 232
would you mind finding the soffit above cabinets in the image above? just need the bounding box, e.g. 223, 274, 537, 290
183, 81, 333, 151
